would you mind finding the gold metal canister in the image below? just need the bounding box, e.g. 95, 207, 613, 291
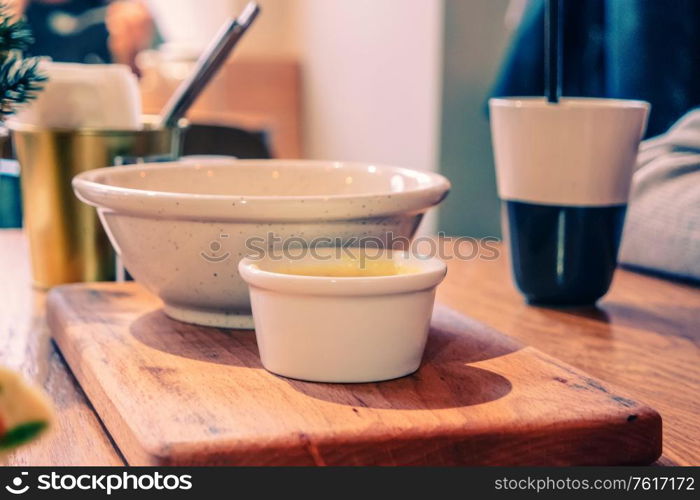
10, 116, 186, 288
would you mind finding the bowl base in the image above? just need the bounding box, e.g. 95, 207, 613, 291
163, 305, 255, 330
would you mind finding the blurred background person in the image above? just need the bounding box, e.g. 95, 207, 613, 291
7, 0, 155, 73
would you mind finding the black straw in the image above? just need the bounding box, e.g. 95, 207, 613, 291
545, 0, 562, 103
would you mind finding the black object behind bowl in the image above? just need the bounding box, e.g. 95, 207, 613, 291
183, 124, 271, 159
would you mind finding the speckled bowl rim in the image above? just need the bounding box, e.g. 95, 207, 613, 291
72, 159, 451, 222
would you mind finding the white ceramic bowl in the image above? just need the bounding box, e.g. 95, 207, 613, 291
72, 159, 450, 328
239, 248, 447, 382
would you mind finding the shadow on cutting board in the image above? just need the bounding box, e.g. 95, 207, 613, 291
130, 305, 515, 410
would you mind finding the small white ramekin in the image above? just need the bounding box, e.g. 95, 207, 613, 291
238, 248, 447, 383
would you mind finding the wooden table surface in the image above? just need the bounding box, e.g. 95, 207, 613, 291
2, 229, 698, 466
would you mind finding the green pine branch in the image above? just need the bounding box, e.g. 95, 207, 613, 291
0, 54, 46, 116
0, 4, 34, 53
0, 421, 48, 450
0, 3, 46, 118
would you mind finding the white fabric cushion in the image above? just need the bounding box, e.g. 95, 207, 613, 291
620, 110, 700, 281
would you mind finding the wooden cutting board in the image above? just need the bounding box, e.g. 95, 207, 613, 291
47, 283, 662, 466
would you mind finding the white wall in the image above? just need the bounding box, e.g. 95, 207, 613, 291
148, 0, 240, 52
151, 0, 443, 175
298, 0, 444, 175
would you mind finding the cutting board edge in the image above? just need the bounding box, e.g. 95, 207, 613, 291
48, 287, 161, 466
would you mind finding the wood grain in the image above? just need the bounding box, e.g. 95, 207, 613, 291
436, 239, 700, 466
2, 230, 698, 465
47, 282, 661, 466
0, 231, 123, 465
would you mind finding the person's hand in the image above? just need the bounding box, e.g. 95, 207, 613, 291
3, 0, 28, 18
105, 0, 154, 73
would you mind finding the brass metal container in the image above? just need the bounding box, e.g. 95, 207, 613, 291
10, 116, 186, 288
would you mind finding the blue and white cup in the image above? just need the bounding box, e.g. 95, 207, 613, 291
489, 97, 650, 305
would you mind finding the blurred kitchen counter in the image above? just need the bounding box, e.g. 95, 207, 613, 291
2, 229, 698, 466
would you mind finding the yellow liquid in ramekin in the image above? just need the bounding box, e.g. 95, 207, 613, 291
274, 256, 417, 278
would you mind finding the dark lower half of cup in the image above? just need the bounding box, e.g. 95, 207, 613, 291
503, 200, 627, 306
